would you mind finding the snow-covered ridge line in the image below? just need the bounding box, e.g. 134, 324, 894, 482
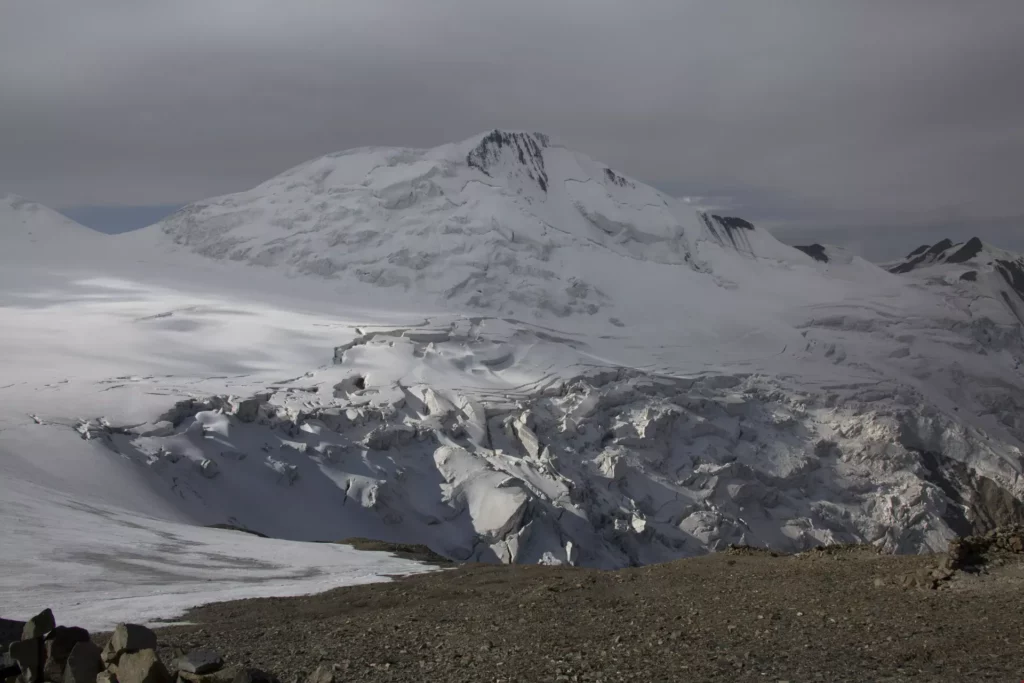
132, 129, 806, 318
886, 236, 1024, 324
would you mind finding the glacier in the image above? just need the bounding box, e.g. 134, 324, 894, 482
2, 131, 1024, 623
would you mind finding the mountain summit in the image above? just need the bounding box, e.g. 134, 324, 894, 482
0, 193, 100, 249
137, 130, 800, 317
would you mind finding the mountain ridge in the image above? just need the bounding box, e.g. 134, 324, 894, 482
125, 130, 815, 319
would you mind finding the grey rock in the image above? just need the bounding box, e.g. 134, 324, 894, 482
63, 641, 102, 683
21, 610, 55, 641
43, 627, 90, 681
174, 650, 223, 675
197, 458, 220, 479
8, 638, 42, 682
96, 673, 117, 683
102, 625, 157, 666
115, 650, 169, 683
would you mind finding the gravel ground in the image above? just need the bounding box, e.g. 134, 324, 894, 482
152, 547, 1024, 682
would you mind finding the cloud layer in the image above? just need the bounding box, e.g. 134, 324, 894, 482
2, 1, 1023, 237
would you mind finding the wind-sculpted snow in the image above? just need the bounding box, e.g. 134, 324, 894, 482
5, 134, 1024, 620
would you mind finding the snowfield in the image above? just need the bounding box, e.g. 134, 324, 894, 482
2, 131, 1024, 624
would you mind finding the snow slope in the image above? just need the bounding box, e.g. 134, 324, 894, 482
4, 132, 1024, 621
0, 193, 103, 255
0, 200, 437, 628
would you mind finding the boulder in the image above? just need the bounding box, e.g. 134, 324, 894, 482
42, 627, 90, 681
8, 638, 42, 683
63, 641, 102, 683
173, 650, 223, 676
101, 625, 157, 666
197, 458, 220, 479
21, 610, 55, 640
96, 673, 117, 683
115, 650, 169, 683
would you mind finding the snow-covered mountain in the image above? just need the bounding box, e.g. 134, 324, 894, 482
133, 130, 800, 318
885, 237, 1024, 324
4, 132, 1024, 623
0, 193, 103, 254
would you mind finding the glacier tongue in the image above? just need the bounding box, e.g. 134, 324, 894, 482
72, 312, 1024, 568
78, 358, 1024, 568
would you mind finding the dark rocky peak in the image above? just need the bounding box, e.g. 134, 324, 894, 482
890, 237, 991, 274
996, 259, 1024, 303
712, 215, 755, 231
466, 130, 551, 192
890, 238, 960, 274
925, 238, 954, 256
794, 244, 829, 263
946, 237, 985, 264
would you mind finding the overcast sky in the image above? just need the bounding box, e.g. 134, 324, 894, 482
2, 1, 1023, 258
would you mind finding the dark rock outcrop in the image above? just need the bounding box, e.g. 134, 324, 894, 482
603, 168, 633, 188
699, 212, 756, 252
945, 237, 984, 264
995, 259, 1024, 302
945, 525, 1024, 570
466, 130, 551, 193
794, 244, 829, 263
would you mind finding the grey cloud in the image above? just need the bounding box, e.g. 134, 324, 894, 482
1, 1, 1023, 239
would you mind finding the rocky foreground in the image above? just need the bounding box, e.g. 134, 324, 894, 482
5, 528, 1024, 683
